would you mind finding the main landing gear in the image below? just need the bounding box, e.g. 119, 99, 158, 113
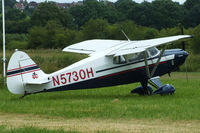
131, 77, 175, 96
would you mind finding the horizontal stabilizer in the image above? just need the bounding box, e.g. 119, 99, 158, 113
26, 79, 51, 85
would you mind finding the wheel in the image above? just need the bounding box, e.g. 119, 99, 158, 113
131, 85, 153, 96
154, 84, 175, 95
146, 85, 153, 95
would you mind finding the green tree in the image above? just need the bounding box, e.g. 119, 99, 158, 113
69, 5, 85, 28
102, 2, 121, 24
191, 24, 200, 53
70, 0, 105, 27
55, 29, 79, 48
159, 26, 184, 49
28, 26, 47, 49
120, 20, 145, 40
31, 2, 74, 29
184, 0, 200, 27
151, 0, 184, 29
0, 0, 16, 12
6, 17, 31, 33
115, 0, 137, 20
184, 0, 200, 9
1, 5, 30, 33
70, 0, 120, 28
144, 28, 159, 39
129, 0, 184, 29
128, 2, 153, 27
104, 24, 121, 39
28, 20, 67, 49
6, 8, 26, 21
6, 34, 28, 50
5, 0, 16, 8
81, 19, 109, 40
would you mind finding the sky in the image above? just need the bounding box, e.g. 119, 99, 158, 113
18, 0, 187, 4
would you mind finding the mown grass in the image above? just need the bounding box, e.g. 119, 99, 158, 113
0, 125, 70, 133
0, 72, 200, 121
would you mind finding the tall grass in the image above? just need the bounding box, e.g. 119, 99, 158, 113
26, 49, 87, 73
181, 53, 200, 72
0, 49, 86, 75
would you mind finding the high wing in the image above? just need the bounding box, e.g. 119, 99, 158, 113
107, 35, 192, 56
63, 35, 192, 56
63, 39, 128, 55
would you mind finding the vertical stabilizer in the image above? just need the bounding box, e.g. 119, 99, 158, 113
7, 51, 47, 94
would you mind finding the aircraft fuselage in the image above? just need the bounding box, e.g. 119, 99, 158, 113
40, 49, 188, 93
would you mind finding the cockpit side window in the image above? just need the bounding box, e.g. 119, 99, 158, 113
113, 56, 126, 64
113, 52, 150, 64
127, 53, 146, 62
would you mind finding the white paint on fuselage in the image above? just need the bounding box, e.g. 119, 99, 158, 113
47, 50, 175, 90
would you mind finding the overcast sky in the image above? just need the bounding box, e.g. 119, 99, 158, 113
18, 0, 187, 4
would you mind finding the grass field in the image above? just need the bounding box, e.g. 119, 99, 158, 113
0, 72, 200, 132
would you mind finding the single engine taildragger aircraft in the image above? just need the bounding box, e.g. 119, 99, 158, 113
7, 35, 192, 97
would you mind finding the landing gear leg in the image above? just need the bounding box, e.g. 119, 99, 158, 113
141, 81, 153, 95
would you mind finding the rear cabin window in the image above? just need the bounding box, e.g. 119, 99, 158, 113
113, 56, 126, 64
127, 53, 146, 62
113, 53, 147, 64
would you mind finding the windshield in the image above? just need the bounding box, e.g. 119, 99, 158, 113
147, 47, 159, 57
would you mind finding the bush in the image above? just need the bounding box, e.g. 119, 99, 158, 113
191, 24, 200, 54
7, 41, 29, 50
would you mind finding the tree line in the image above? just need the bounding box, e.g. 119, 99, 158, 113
0, 0, 200, 53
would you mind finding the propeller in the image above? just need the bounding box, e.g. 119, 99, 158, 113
180, 25, 186, 50
180, 24, 189, 81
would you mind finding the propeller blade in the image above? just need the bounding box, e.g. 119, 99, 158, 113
180, 24, 188, 80
184, 58, 189, 82
182, 41, 185, 51
180, 25, 186, 50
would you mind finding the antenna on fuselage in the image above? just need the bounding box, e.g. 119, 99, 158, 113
121, 30, 130, 41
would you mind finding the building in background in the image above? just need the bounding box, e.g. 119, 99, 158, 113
14, 0, 83, 11
15, 0, 26, 11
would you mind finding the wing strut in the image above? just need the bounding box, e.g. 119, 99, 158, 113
143, 46, 166, 79
150, 46, 166, 77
